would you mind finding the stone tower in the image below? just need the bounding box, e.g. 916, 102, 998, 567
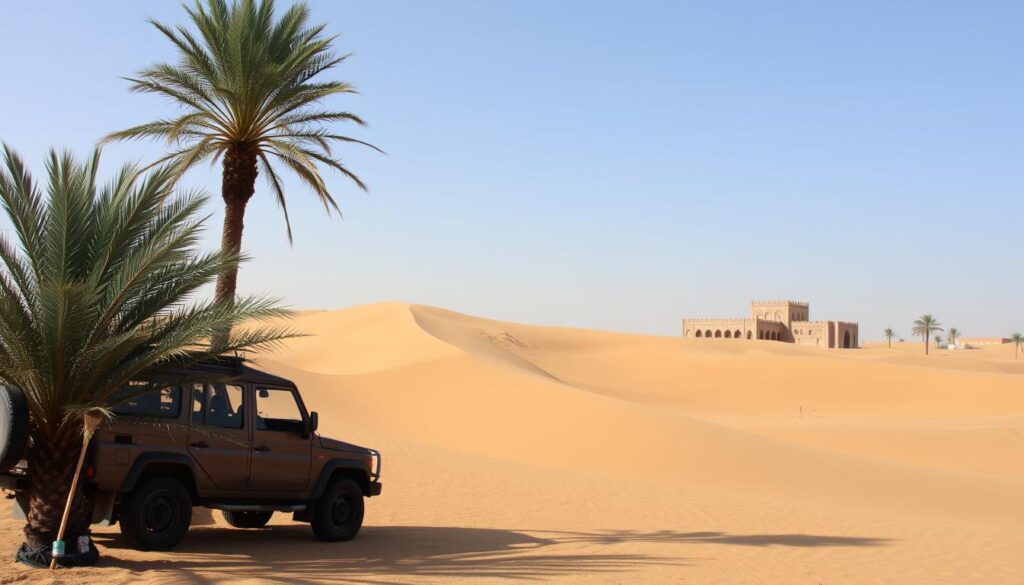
749, 300, 809, 328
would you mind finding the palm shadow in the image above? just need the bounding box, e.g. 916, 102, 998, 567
535, 529, 892, 547
92, 525, 889, 584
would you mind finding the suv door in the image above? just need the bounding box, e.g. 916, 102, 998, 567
187, 382, 251, 491
248, 387, 312, 493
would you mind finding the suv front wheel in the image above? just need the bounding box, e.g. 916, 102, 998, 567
119, 477, 193, 551
311, 478, 364, 542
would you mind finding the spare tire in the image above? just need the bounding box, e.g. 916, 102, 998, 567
0, 386, 30, 472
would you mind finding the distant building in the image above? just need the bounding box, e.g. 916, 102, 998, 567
957, 337, 1010, 348
682, 300, 859, 349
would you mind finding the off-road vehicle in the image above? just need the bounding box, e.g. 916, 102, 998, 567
0, 358, 382, 551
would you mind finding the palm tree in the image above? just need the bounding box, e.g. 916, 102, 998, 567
106, 0, 378, 344
1011, 333, 1023, 359
883, 328, 896, 348
911, 314, 943, 355
0, 146, 294, 562
947, 327, 959, 348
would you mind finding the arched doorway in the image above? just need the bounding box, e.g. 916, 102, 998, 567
714, 330, 722, 338
724, 330, 732, 338
843, 331, 851, 348
746, 331, 752, 339
734, 330, 742, 338
705, 329, 712, 338
695, 330, 703, 338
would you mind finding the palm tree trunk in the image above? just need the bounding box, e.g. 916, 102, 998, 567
212, 146, 259, 349
22, 444, 92, 556
924, 332, 929, 355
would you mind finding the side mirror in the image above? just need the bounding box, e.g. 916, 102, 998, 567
307, 411, 319, 435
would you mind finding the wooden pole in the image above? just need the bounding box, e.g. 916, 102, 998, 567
49, 410, 104, 570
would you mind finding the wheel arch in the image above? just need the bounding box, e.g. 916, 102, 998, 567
312, 459, 372, 499
120, 452, 199, 499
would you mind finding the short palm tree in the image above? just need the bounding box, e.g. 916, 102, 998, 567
0, 146, 294, 561
105, 0, 378, 343
947, 327, 959, 348
1011, 333, 1023, 359
883, 328, 896, 348
911, 314, 943, 355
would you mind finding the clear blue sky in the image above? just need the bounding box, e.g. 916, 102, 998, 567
1, 1, 1021, 338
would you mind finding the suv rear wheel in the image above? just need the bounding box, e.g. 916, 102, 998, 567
311, 478, 364, 542
223, 510, 273, 528
119, 477, 192, 551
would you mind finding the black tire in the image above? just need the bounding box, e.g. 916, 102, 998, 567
223, 510, 273, 528
311, 478, 364, 542
119, 477, 192, 551
0, 386, 30, 472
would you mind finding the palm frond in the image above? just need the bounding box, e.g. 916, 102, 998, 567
107, 0, 379, 242
0, 146, 298, 450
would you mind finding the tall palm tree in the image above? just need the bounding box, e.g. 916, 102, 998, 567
0, 146, 294, 562
947, 327, 959, 348
1011, 333, 1023, 359
883, 328, 896, 348
911, 314, 943, 355
105, 0, 378, 343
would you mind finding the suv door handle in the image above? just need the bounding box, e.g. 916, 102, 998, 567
254, 445, 271, 453
189, 441, 209, 449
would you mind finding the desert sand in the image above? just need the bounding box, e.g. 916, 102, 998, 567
3, 302, 1023, 584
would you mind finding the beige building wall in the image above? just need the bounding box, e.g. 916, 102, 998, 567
791, 321, 830, 347
959, 337, 1010, 347
683, 318, 756, 340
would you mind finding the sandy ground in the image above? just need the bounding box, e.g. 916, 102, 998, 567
3, 302, 1023, 584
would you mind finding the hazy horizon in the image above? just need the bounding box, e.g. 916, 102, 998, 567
1, 0, 1021, 339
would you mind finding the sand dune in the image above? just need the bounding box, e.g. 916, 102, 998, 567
3, 302, 1023, 583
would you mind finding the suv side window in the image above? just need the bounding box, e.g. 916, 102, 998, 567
192, 383, 245, 429
111, 381, 181, 418
255, 388, 304, 433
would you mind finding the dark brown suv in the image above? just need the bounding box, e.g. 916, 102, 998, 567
0, 358, 382, 551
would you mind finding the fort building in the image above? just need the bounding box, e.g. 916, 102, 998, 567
682, 300, 859, 349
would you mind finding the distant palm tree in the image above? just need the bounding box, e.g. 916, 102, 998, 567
883, 328, 896, 348
911, 314, 943, 355
947, 327, 959, 348
0, 146, 295, 561
1011, 333, 1024, 359
106, 0, 379, 345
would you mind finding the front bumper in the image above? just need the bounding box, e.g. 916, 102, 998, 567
368, 481, 382, 497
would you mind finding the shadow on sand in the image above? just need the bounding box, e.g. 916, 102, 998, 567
92, 525, 889, 583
